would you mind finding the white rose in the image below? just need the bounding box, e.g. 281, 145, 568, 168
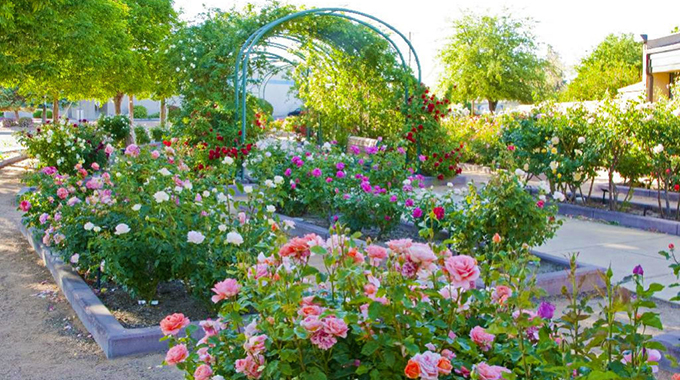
264, 179, 275, 188
403, 179, 411, 186
549, 161, 559, 171
222, 156, 234, 165
132, 204, 141, 211
551, 136, 560, 145
577, 136, 586, 144
202, 190, 210, 197
93, 226, 101, 233
216, 192, 228, 203
84, 222, 95, 231
264, 151, 272, 157
244, 186, 253, 194
553, 191, 566, 202
226, 231, 244, 245
218, 224, 227, 232
283, 219, 296, 230
153, 191, 170, 203
158, 168, 172, 176
187, 231, 205, 244
114, 223, 130, 235
274, 175, 284, 185
266, 205, 276, 213
70, 254, 79, 264
515, 168, 527, 177
653, 144, 664, 154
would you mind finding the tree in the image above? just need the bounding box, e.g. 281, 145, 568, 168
0, 87, 27, 119
561, 33, 641, 101
0, 0, 129, 122
438, 11, 546, 113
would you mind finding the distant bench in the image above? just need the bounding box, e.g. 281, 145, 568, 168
347, 135, 378, 154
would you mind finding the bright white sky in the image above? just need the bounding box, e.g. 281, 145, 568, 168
174, 0, 680, 85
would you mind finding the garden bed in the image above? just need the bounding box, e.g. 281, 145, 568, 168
557, 203, 680, 236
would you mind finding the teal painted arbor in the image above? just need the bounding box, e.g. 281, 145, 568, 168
233, 8, 421, 143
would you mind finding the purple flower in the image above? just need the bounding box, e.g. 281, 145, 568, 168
405, 198, 414, 207
358, 159, 365, 165
336, 162, 345, 170
343, 194, 350, 200
350, 146, 361, 155
365, 146, 378, 155
389, 195, 398, 202
325, 177, 333, 183
633, 265, 644, 276
311, 168, 322, 177
418, 155, 427, 162
360, 181, 372, 193
397, 147, 406, 155
336, 171, 345, 178
537, 301, 555, 319
284, 168, 292, 176
412, 207, 423, 218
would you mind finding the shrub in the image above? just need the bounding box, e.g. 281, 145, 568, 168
167, 105, 181, 120
1, 118, 16, 128
134, 126, 150, 145
148, 112, 160, 119
32, 109, 53, 118
16, 120, 110, 174
17, 117, 33, 128
98, 115, 131, 146
133, 105, 148, 119
150, 126, 165, 141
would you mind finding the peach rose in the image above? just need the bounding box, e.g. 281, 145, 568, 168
194, 364, 213, 380
300, 315, 323, 332
278, 237, 311, 261
672, 374, 680, 380
408, 243, 437, 264
444, 255, 480, 289
492, 286, 512, 305
470, 326, 495, 351
387, 238, 412, 254
243, 334, 267, 355
211, 278, 241, 303
160, 313, 190, 336
165, 344, 188, 365
476, 362, 510, 380
235, 354, 265, 379
438, 357, 453, 375
404, 359, 421, 379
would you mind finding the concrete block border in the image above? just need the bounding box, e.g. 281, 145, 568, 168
557, 203, 680, 236
18, 222, 200, 358
653, 332, 680, 372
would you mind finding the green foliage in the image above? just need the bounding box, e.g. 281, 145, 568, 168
98, 115, 131, 146
134, 125, 150, 144
16, 120, 110, 174
17, 116, 33, 128
32, 109, 52, 118
0, 87, 26, 114
150, 126, 165, 141
133, 105, 148, 119
562, 33, 641, 101
439, 10, 547, 111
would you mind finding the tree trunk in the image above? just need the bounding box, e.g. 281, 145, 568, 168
128, 94, 134, 124
487, 99, 498, 113
14, 110, 19, 120
113, 92, 124, 115
52, 97, 59, 123
126, 94, 135, 146
160, 98, 166, 127
41, 107, 46, 124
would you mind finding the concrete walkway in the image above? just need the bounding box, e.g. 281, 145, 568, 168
537, 217, 679, 303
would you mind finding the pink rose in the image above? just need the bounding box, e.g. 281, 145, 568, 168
411, 351, 441, 380
475, 362, 510, 380
160, 313, 190, 336
211, 278, 241, 303
444, 255, 480, 289
19, 200, 31, 212
235, 354, 265, 379
124, 144, 140, 157
301, 315, 323, 332
408, 243, 437, 264
105, 144, 114, 155
193, 364, 213, 380
243, 334, 267, 355
91, 162, 100, 171
57, 187, 69, 199
387, 238, 412, 254
470, 326, 495, 351
199, 319, 224, 336
238, 212, 247, 225
165, 344, 188, 365
197, 347, 213, 364
151, 150, 160, 159
323, 316, 348, 338
310, 330, 337, 350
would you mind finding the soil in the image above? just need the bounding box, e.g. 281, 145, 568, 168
96, 280, 212, 329
0, 163, 182, 380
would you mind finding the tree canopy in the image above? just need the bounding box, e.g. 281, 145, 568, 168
561, 33, 641, 101
438, 11, 547, 112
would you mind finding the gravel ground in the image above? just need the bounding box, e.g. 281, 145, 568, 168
0, 163, 677, 379
0, 164, 182, 380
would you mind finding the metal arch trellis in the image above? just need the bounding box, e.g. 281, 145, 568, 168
233, 7, 422, 144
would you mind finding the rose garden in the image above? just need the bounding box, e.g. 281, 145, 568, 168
2, 2, 680, 380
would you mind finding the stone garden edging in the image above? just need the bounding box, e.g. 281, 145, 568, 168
557, 203, 680, 236
18, 222, 202, 358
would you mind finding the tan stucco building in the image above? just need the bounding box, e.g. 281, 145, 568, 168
642, 32, 680, 101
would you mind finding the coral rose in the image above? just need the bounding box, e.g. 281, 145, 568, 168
387, 238, 413, 254
160, 313, 190, 336
470, 326, 495, 351
366, 245, 387, 266
492, 285, 512, 305
235, 354, 265, 379
475, 362, 510, 380
404, 359, 421, 379
278, 236, 311, 261
323, 316, 348, 338
438, 357, 453, 375
165, 344, 188, 365
444, 255, 480, 289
